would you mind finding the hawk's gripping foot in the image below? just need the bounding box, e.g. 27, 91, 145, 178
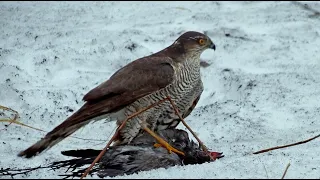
141, 123, 185, 156
153, 142, 185, 156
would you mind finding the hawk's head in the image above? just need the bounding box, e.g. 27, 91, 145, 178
173, 31, 216, 54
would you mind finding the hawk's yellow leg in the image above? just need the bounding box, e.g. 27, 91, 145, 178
141, 124, 185, 156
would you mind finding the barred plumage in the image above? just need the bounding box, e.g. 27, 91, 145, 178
117, 54, 204, 143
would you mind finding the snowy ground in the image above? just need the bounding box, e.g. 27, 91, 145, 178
1, 1, 320, 179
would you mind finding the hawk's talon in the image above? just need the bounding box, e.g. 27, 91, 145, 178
153, 143, 162, 148
153, 142, 185, 156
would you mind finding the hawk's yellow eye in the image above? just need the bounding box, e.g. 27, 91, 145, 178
198, 38, 206, 45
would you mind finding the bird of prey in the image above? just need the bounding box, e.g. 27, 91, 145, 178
3, 129, 223, 178
18, 31, 216, 158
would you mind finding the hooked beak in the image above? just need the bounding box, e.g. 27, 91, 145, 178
209, 42, 216, 51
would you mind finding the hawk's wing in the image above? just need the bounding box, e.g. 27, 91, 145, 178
61, 56, 176, 128
83, 56, 174, 106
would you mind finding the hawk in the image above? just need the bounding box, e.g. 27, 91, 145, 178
18, 31, 216, 158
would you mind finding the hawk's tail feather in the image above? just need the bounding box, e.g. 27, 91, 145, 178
18, 100, 116, 158
18, 120, 90, 158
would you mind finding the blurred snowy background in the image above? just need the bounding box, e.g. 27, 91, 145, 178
0, 1, 319, 179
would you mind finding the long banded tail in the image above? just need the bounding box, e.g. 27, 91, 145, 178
18, 103, 108, 158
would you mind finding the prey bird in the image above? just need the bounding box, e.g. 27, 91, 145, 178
2, 129, 223, 178
18, 31, 216, 159
59, 129, 223, 178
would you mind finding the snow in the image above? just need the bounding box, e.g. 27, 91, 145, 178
1, 1, 320, 179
